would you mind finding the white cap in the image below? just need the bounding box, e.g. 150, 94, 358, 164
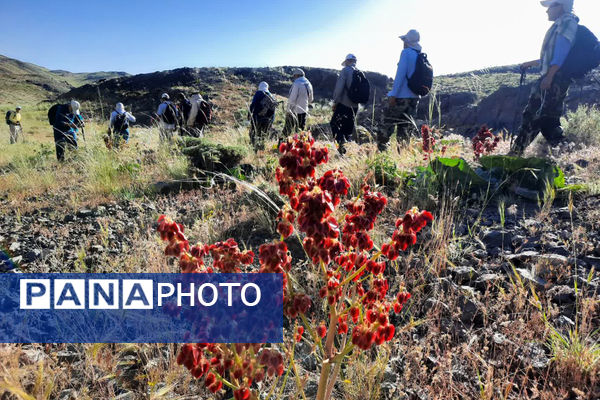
258, 81, 269, 91
292, 68, 305, 77
161, 93, 170, 100
540, 0, 573, 12
116, 102, 125, 113
70, 100, 80, 115
15, 106, 21, 110
399, 29, 422, 51
342, 53, 357, 66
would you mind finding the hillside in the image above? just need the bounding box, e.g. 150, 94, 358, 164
0, 54, 128, 105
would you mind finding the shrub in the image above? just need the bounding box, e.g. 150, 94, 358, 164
562, 105, 600, 145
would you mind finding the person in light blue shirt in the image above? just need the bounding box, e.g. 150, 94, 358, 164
378, 29, 421, 151
510, 0, 577, 156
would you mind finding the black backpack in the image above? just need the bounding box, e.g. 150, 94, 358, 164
48, 104, 60, 125
195, 100, 212, 126
561, 25, 600, 80
5, 111, 11, 125
257, 92, 278, 118
407, 50, 434, 96
113, 112, 129, 133
347, 68, 370, 104
161, 102, 178, 124
180, 99, 192, 122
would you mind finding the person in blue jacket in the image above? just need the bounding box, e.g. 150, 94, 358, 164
52, 100, 84, 161
379, 29, 421, 151
249, 82, 278, 151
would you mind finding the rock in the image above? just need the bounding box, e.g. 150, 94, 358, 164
56, 350, 81, 363
10, 255, 23, 265
9, 242, 20, 252
518, 343, 549, 369
553, 207, 576, 220
90, 245, 105, 254
547, 285, 575, 305
458, 296, 483, 326
95, 206, 107, 216
515, 268, 547, 289
58, 389, 78, 400
24, 249, 42, 262
20, 348, 47, 364
114, 392, 135, 400
382, 365, 397, 383
64, 214, 76, 222
481, 229, 513, 251
450, 266, 478, 285
76, 208, 93, 218
544, 246, 570, 257
299, 353, 318, 372
554, 315, 575, 329
304, 378, 319, 398
474, 273, 502, 291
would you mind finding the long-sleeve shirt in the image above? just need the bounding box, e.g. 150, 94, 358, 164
156, 101, 173, 116
287, 77, 314, 114
333, 64, 358, 108
109, 110, 136, 127
388, 48, 419, 99
550, 35, 571, 67
540, 13, 578, 75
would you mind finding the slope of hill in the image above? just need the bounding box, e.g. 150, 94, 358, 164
0, 54, 128, 105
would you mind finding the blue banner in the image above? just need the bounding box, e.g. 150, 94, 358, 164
0, 273, 283, 343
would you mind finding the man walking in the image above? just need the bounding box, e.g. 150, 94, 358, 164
510, 0, 578, 156
283, 68, 313, 136
156, 93, 178, 141
379, 29, 421, 151
6, 106, 22, 144
330, 54, 359, 155
249, 82, 277, 151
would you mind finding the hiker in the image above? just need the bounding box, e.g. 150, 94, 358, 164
108, 102, 136, 146
186, 93, 211, 137
510, 0, 582, 156
6, 106, 22, 144
379, 29, 422, 151
283, 68, 313, 136
48, 100, 84, 161
330, 54, 360, 154
249, 82, 277, 151
156, 93, 178, 141
178, 93, 192, 136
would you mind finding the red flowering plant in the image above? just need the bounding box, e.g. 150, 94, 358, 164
472, 125, 500, 159
157, 131, 433, 400
421, 125, 447, 161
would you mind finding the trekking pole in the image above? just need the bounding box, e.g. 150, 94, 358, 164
510, 68, 527, 149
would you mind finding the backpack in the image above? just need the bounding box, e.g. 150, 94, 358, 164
561, 25, 600, 80
161, 102, 178, 125
180, 99, 192, 122
347, 68, 370, 104
257, 92, 278, 118
5, 111, 11, 125
407, 50, 434, 96
195, 100, 212, 126
48, 104, 60, 125
113, 112, 129, 133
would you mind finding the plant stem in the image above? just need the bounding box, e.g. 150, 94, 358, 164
316, 307, 338, 400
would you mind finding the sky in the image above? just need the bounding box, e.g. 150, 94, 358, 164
2, 0, 600, 77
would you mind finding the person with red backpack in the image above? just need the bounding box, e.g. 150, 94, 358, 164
510, 0, 599, 156
156, 93, 178, 141
379, 29, 429, 151
330, 54, 361, 155
186, 93, 211, 137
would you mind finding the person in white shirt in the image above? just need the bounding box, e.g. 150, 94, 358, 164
109, 102, 136, 145
156, 93, 178, 141
186, 93, 209, 137
283, 68, 314, 136
379, 29, 421, 151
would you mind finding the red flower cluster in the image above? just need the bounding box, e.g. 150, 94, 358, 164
277, 205, 295, 238
207, 239, 254, 273
393, 290, 411, 313
472, 125, 500, 159
177, 343, 283, 398
382, 207, 434, 260
284, 293, 311, 318
295, 326, 304, 342
342, 184, 387, 252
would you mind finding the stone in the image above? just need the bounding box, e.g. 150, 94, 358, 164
474, 273, 502, 291
64, 214, 76, 222
515, 268, 547, 289
114, 392, 135, 400
547, 285, 575, 305
56, 350, 81, 363
304, 378, 319, 398
9, 242, 20, 252
76, 209, 93, 218
95, 206, 107, 216
450, 266, 477, 285
90, 245, 105, 254
481, 229, 513, 251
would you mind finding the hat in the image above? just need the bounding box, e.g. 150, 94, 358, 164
540, 0, 573, 12
15, 106, 21, 110
292, 68, 305, 77
342, 53, 357, 66
70, 100, 80, 115
258, 81, 269, 92
161, 93, 170, 100
116, 102, 125, 114
399, 29, 422, 51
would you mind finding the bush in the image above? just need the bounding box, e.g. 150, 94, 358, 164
563, 105, 600, 145
180, 137, 247, 172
